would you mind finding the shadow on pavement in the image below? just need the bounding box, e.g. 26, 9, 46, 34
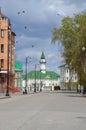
66, 94, 86, 98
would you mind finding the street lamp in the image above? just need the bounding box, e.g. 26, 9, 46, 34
5, 28, 11, 96
24, 56, 31, 94
34, 64, 40, 92
82, 46, 86, 94
5, 43, 10, 96
79, 46, 86, 93
34, 64, 37, 92
82, 46, 85, 51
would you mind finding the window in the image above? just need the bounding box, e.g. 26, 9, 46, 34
75, 76, 77, 80
8, 31, 11, 39
11, 35, 15, 42
67, 77, 69, 80
1, 77, 4, 82
66, 69, 69, 73
0, 59, 4, 68
1, 29, 4, 38
0, 44, 4, 53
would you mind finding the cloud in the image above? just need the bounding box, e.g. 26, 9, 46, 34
0, 0, 86, 74
65, 0, 86, 6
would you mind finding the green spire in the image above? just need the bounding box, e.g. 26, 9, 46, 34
41, 51, 45, 59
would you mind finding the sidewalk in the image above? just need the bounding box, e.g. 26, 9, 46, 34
0, 93, 11, 99
1, 90, 85, 99
0, 91, 36, 99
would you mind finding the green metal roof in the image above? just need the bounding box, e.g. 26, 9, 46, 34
41, 52, 45, 59
24, 70, 60, 80
15, 62, 23, 71
59, 64, 68, 68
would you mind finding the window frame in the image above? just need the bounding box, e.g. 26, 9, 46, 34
1, 29, 4, 38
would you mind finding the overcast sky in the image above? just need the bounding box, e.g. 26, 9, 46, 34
0, 0, 86, 74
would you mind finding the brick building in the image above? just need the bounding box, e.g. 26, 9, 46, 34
0, 11, 16, 93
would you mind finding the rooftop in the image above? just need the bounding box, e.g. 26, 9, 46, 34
15, 62, 23, 71
24, 70, 60, 80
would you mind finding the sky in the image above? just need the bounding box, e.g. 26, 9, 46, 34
0, 0, 86, 74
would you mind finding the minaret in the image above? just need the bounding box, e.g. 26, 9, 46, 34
40, 51, 46, 73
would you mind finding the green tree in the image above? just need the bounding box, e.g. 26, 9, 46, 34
52, 12, 86, 88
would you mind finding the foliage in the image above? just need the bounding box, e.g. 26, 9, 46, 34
73, 82, 78, 88
65, 82, 70, 88
52, 11, 86, 87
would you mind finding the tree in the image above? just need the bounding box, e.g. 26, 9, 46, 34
52, 11, 86, 88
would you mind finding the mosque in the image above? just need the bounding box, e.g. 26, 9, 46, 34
23, 52, 60, 92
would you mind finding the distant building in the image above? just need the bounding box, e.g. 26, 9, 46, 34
15, 62, 23, 88
0, 10, 16, 93
59, 64, 78, 90
23, 52, 60, 92
23, 70, 60, 91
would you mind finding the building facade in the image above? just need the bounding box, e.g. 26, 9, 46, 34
0, 11, 16, 93
59, 64, 78, 90
23, 70, 60, 92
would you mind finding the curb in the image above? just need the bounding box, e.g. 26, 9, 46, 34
0, 96, 11, 99
0, 91, 38, 99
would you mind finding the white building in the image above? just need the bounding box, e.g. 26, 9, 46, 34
23, 52, 60, 92
59, 64, 78, 90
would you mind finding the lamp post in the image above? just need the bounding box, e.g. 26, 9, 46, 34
82, 46, 86, 94
79, 46, 86, 93
6, 29, 10, 96
34, 63, 41, 92
6, 44, 10, 96
69, 63, 73, 90
25, 56, 31, 94
34, 64, 36, 92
